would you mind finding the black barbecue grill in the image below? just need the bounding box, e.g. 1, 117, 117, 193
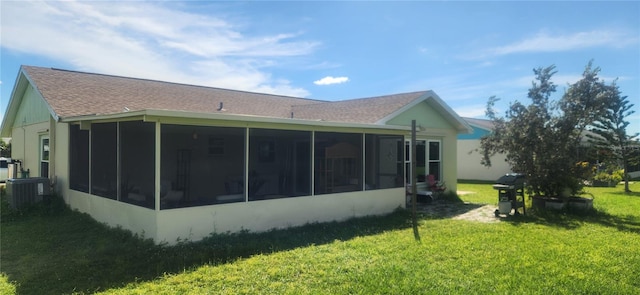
493, 173, 526, 216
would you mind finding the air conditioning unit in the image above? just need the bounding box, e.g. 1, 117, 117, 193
6, 177, 51, 210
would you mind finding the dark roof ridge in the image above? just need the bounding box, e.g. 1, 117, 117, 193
312, 90, 430, 105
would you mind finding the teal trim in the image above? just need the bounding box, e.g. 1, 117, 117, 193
458, 126, 490, 140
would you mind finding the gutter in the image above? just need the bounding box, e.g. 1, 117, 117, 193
60, 109, 414, 132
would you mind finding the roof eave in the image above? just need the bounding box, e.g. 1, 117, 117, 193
376, 90, 473, 134
0, 69, 29, 137
428, 94, 473, 134
462, 117, 494, 132
466, 122, 491, 132
60, 109, 413, 131
0, 67, 60, 138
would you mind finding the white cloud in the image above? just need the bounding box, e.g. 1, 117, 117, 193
453, 104, 487, 118
0, 1, 318, 97
487, 29, 638, 56
314, 76, 349, 85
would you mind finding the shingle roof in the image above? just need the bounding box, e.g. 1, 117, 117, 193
16, 66, 448, 127
291, 91, 427, 123
463, 117, 494, 131
22, 66, 322, 119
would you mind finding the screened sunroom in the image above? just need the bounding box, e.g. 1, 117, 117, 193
68, 120, 408, 211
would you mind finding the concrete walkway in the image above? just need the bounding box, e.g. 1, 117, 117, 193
408, 189, 504, 223
413, 202, 501, 223
451, 204, 501, 223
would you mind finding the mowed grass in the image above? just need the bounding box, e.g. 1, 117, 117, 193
2, 182, 640, 294
457, 181, 497, 204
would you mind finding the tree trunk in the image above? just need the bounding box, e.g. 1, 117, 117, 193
624, 159, 630, 193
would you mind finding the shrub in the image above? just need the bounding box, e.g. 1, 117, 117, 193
592, 168, 624, 187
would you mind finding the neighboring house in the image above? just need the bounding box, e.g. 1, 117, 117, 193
1, 66, 471, 244
457, 117, 511, 181
455, 117, 637, 182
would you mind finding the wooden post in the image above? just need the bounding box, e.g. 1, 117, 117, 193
411, 120, 420, 241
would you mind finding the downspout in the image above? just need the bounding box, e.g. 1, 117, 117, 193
155, 122, 161, 211
22, 118, 26, 169
49, 116, 56, 187
311, 130, 315, 196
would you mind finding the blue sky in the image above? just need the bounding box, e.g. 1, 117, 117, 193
1, 1, 639, 135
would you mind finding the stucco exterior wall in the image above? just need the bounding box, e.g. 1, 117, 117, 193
441, 128, 459, 191
8, 83, 52, 177
457, 139, 511, 181
64, 184, 403, 244
12, 84, 51, 127
54, 122, 70, 197
10, 122, 49, 176
156, 188, 404, 244
386, 101, 452, 129
386, 100, 460, 192
65, 189, 158, 238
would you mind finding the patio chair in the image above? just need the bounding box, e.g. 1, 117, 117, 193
427, 174, 446, 193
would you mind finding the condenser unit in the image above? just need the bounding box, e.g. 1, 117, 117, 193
6, 177, 51, 210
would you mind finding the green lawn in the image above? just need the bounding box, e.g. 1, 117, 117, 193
457, 182, 498, 204
2, 182, 640, 294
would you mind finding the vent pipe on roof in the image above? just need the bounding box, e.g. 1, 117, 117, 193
291, 111, 294, 119
217, 102, 225, 111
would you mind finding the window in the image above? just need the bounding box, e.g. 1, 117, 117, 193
428, 140, 442, 181
69, 125, 89, 192
405, 140, 426, 184
248, 129, 311, 200
405, 139, 441, 183
40, 135, 50, 178
365, 134, 404, 190
314, 132, 362, 195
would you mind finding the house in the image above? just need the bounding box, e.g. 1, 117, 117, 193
1, 66, 472, 244
457, 117, 511, 181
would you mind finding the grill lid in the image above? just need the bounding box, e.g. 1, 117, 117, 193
494, 173, 526, 186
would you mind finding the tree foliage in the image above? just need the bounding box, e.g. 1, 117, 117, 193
480, 62, 611, 198
587, 80, 639, 192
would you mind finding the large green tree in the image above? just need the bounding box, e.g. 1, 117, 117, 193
588, 80, 639, 193
480, 62, 610, 198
